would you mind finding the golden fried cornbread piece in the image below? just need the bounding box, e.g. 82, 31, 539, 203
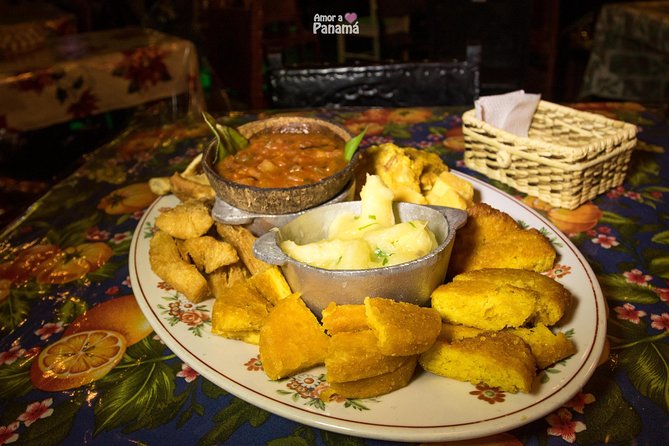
438, 323, 576, 370
149, 231, 210, 303
259, 294, 330, 380
155, 200, 214, 240
448, 203, 556, 276
182, 235, 239, 274
438, 323, 484, 342
431, 280, 538, 330
364, 297, 441, 356
453, 268, 572, 325
321, 303, 368, 334
326, 330, 408, 383
419, 331, 536, 393
215, 223, 270, 275
211, 279, 272, 344
510, 324, 576, 369
247, 266, 292, 305
326, 356, 418, 399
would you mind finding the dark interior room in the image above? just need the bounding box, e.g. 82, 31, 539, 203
2, 0, 664, 228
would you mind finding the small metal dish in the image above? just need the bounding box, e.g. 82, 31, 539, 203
253, 201, 467, 316
210, 179, 356, 236
202, 116, 356, 215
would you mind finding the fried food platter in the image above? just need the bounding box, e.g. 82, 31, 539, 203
129, 171, 607, 443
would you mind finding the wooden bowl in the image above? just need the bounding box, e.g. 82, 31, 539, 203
202, 116, 356, 215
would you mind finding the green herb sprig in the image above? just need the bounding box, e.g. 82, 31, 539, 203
344, 127, 368, 161
202, 112, 249, 162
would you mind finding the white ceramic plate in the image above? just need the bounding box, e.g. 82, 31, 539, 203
129, 171, 607, 443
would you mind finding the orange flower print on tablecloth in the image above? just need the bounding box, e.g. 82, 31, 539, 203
442, 126, 465, 152
522, 195, 603, 235
343, 108, 434, 137
521, 197, 603, 235
0, 241, 113, 287
33, 242, 113, 284
98, 183, 157, 215
387, 108, 433, 124
547, 203, 603, 235
343, 109, 391, 136
112, 45, 171, 93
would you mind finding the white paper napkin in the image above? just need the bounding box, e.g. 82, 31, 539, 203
474, 90, 541, 137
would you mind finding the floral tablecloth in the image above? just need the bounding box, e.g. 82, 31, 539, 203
0, 27, 203, 132
580, 1, 669, 102
0, 103, 667, 445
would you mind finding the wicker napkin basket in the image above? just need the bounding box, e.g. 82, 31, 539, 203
462, 100, 637, 210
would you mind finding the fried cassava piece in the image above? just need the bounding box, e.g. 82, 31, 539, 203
149, 231, 210, 303
155, 200, 214, 240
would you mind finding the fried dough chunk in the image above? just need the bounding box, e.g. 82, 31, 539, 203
326, 356, 418, 399
453, 268, 572, 326
431, 279, 538, 330
448, 203, 556, 276
259, 294, 330, 380
326, 330, 408, 383
321, 303, 368, 334
211, 279, 272, 344
364, 297, 441, 356
149, 231, 210, 303
215, 223, 270, 275
510, 324, 576, 369
155, 200, 214, 240
182, 235, 239, 273
419, 331, 536, 393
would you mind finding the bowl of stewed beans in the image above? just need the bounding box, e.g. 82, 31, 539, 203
202, 116, 357, 214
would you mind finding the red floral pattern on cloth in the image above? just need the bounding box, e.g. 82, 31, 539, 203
112, 46, 172, 93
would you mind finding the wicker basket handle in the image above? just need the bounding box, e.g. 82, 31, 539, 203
496, 150, 512, 168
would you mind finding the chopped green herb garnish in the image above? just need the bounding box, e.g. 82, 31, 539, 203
374, 247, 392, 266
368, 215, 376, 220
358, 222, 379, 230
408, 221, 416, 228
